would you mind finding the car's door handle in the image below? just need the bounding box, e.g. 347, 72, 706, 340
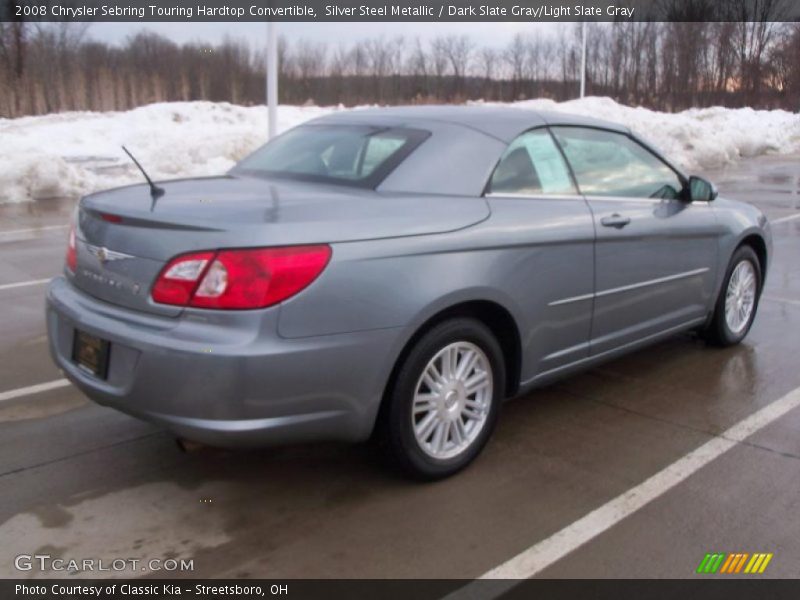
600, 214, 632, 229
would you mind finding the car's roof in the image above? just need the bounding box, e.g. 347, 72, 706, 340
310, 104, 629, 142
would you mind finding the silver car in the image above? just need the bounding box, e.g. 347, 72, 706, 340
46, 106, 771, 479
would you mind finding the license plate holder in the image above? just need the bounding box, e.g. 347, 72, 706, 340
72, 330, 110, 380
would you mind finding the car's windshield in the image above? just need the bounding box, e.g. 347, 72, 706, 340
231, 124, 430, 188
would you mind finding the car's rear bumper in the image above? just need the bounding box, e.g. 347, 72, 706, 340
46, 276, 403, 446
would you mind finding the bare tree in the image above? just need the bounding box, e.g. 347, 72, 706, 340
429, 36, 449, 98
2, 21, 798, 118
768, 23, 800, 109
364, 37, 389, 102
294, 39, 327, 103
503, 33, 527, 99
477, 47, 499, 99
437, 34, 474, 96
0, 17, 27, 114
731, 0, 789, 104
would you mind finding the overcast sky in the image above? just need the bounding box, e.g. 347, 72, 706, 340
87, 22, 564, 49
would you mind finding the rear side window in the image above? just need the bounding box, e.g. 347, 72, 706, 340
489, 129, 577, 196
551, 126, 683, 199
232, 124, 430, 188
361, 136, 407, 173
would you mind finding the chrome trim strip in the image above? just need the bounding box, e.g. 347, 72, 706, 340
548, 267, 710, 307
584, 194, 712, 206
485, 192, 581, 200
584, 195, 665, 205
486, 193, 712, 205
548, 292, 594, 307
542, 341, 590, 361
595, 267, 710, 298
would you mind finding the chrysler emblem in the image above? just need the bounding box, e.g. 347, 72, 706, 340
87, 244, 134, 264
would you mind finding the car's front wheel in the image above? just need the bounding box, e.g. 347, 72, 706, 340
705, 245, 762, 346
379, 318, 505, 480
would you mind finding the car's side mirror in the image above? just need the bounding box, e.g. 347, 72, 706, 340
687, 176, 718, 202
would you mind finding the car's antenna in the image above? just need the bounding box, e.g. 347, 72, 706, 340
122, 145, 164, 211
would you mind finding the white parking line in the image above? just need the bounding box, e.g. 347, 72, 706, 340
0, 379, 71, 404
0, 224, 68, 237
447, 384, 800, 593
764, 295, 800, 307
771, 213, 800, 225
0, 278, 50, 292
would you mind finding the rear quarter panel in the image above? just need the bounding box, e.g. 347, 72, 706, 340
278, 195, 596, 384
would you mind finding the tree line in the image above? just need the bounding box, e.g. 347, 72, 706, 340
1, 19, 798, 118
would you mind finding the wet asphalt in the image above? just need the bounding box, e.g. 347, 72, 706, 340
1, 154, 799, 580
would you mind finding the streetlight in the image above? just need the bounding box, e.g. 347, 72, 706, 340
266, 20, 278, 139
580, 21, 587, 98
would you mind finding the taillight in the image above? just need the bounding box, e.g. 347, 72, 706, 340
151, 251, 215, 306
152, 245, 331, 310
66, 224, 77, 273
99, 212, 123, 223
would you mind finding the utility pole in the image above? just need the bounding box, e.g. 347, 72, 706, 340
580, 21, 587, 98
266, 20, 278, 139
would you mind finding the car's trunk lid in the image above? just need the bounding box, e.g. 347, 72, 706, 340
72, 175, 489, 315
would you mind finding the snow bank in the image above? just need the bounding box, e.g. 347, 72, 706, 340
0, 102, 336, 203
1, 98, 798, 203
502, 97, 800, 172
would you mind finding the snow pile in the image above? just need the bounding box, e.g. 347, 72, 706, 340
504, 97, 800, 171
0, 102, 336, 203
1, 97, 798, 203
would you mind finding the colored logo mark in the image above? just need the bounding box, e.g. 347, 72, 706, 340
696, 552, 773, 574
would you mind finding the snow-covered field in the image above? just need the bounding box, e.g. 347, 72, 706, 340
1, 97, 798, 203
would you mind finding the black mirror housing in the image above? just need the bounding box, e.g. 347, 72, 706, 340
688, 176, 718, 202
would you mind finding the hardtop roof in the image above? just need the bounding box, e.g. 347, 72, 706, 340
310, 104, 630, 142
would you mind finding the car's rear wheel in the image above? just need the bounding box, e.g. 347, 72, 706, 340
705, 245, 761, 346
379, 318, 505, 480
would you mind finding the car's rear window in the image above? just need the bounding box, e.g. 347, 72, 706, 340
231, 124, 430, 188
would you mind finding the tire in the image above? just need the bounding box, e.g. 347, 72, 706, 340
378, 318, 505, 480
704, 245, 762, 347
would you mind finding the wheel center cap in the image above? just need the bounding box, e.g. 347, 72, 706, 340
444, 390, 459, 410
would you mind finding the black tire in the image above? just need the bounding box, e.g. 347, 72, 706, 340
378, 318, 505, 480
704, 245, 762, 347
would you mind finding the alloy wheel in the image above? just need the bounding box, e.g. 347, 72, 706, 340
724, 260, 757, 334
411, 341, 493, 460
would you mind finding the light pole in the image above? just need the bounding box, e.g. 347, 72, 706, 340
580, 21, 587, 98
266, 20, 278, 139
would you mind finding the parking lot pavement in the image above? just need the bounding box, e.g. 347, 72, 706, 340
1, 155, 799, 580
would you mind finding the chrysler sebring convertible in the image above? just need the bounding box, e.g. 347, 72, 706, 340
46, 106, 771, 479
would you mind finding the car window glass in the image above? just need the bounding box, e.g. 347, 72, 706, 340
489, 129, 577, 196
551, 127, 683, 199
232, 125, 428, 188
361, 136, 407, 174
